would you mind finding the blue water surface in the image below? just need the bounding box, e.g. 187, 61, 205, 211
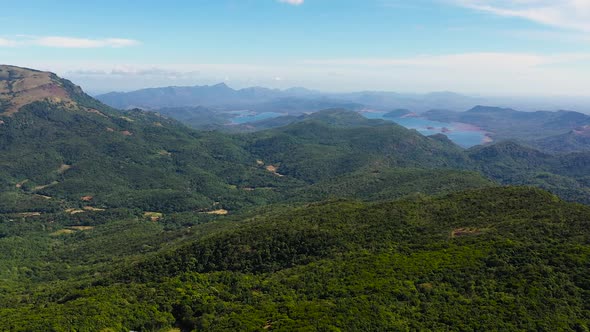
362, 111, 488, 148
231, 112, 284, 124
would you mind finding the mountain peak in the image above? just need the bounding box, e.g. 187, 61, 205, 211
303, 108, 387, 127
211, 82, 231, 89
467, 105, 516, 113
0, 65, 78, 116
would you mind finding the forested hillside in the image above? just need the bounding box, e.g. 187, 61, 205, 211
1, 66, 590, 331
3, 66, 581, 211
469, 141, 590, 204
0, 67, 499, 215
1, 187, 589, 331
0, 78, 287, 213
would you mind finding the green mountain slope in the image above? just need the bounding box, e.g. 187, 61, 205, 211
0, 66, 290, 214
288, 168, 494, 202
1, 65, 589, 212
469, 141, 590, 204
243, 119, 472, 183
1, 66, 588, 212
2, 187, 589, 331
531, 126, 590, 153
1, 65, 590, 331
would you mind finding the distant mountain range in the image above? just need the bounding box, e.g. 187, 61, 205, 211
96, 83, 590, 115
96, 84, 484, 112
126, 103, 590, 153
96, 83, 590, 154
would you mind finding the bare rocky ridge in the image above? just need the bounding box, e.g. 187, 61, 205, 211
0, 65, 74, 115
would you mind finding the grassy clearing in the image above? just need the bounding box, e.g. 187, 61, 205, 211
51, 229, 75, 236
144, 212, 163, 221
57, 164, 72, 174
32, 181, 59, 191
16, 212, 41, 217
265, 165, 284, 177
68, 226, 95, 231
203, 209, 229, 215
83, 206, 105, 212
65, 208, 85, 215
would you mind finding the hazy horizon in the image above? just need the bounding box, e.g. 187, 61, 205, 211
2, 1, 590, 97
80, 79, 590, 114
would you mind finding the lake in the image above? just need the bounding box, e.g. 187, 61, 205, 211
231, 111, 284, 124
229, 110, 490, 148
361, 111, 490, 148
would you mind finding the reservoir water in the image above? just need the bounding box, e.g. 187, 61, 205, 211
361, 111, 489, 148
231, 111, 284, 124
229, 110, 489, 148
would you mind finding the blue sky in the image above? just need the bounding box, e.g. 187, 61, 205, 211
2, 0, 590, 95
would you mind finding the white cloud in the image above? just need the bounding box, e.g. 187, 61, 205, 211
35, 37, 139, 48
68, 66, 200, 78
0, 38, 17, 47
0, 36, 140, 48
17, 51, 590, 96
278, 0, 304, 5
298, 52, 590, 95
453, 0, 590, 32
303, 52, 590, 68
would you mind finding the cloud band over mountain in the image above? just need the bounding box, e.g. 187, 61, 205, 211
0, 36, 140, 48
